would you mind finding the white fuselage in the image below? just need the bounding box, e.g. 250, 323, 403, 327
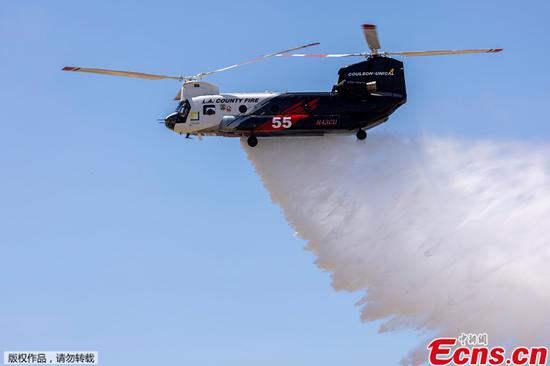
172, 92, 278, 134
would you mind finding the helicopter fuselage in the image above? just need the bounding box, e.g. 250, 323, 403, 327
165, 91, 405, 137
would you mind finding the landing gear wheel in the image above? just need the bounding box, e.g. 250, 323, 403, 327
247, 135, 258, 147
356, 129, 367, 140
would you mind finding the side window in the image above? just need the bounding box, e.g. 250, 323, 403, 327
203, 104, 216, 116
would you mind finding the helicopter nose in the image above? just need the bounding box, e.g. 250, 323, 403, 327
164, 113, 177, 131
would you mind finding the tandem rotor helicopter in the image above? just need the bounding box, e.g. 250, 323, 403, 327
63, 24, 502, 147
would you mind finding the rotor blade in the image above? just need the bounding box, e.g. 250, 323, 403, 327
62, 66, 183, 80
279, 48, 503, 58
385, 48, 503, 57
362, 24, 381, 52
174, 88, 184, 101
277, 53, 367, 58
195, 42, 320, 78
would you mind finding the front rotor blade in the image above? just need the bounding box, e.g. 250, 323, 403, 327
174, 88, 184, 101
195, 42, 320, 78
62, 66, 183, 80
362, 24, 381, 52
385, 48, 503, 57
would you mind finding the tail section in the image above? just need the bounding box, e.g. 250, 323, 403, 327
334, 57, 406, 99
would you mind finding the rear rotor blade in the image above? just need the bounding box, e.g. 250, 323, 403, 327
62, 66, 183, 80
385, 48, 503, 57
362, 24, 381, 52
277, 53, 367, 58
278, 48, 503, 59
195, 42, 320, 78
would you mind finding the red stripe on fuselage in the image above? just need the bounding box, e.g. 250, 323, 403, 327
255, 97, 322, 132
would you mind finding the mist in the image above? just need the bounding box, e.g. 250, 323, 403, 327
244, 134, 550, 365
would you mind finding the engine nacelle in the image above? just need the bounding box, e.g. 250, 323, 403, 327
332, 80, 377, 96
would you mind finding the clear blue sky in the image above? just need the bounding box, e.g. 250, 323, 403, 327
1, 1, 549, 365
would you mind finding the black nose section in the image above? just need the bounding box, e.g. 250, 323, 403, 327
164, 113, 178, 131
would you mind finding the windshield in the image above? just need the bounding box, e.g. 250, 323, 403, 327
175, 100, 191, 121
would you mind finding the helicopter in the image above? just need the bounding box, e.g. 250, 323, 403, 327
62, 24, 502, 147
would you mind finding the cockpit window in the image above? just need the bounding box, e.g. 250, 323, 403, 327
175, 100, 191, 122
176, 100, 190, 113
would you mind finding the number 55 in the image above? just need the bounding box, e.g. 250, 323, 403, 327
272, 116, 292, 129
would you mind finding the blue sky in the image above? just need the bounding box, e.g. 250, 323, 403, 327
1, 0, 549, 365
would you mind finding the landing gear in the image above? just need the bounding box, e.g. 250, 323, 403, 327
356, 129, 367, 140
247, 135, 258, 147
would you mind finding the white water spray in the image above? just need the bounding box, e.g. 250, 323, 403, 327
244, 134, 550, 365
